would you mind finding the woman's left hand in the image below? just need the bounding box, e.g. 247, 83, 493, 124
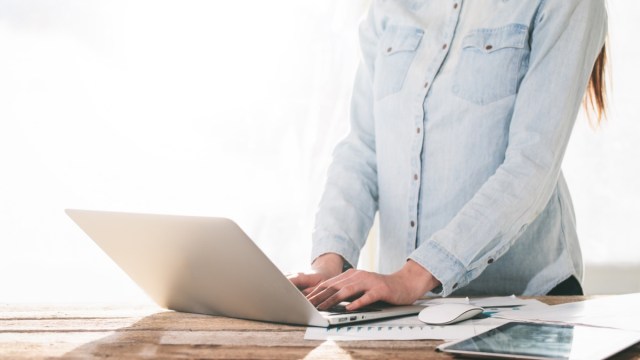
306, 260, 440, 311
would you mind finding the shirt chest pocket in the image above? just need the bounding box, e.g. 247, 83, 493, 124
374, 25, 424, 100
452, 24, 530, 105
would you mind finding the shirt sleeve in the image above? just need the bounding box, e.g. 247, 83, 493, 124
310, 2, 381, 268
409, 0, 608, 296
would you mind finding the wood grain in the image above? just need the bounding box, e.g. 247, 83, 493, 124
1, 298, 639, 359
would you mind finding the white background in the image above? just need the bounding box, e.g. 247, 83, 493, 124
0, 1, 638, 303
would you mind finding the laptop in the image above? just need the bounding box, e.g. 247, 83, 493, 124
65, 209, 423, 327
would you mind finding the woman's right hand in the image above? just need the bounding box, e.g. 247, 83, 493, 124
287, 253, 345, 295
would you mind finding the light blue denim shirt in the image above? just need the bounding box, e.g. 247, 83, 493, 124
311, 0, 607, 296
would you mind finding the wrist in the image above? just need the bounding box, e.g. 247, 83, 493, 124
311, 253, 345, 278
397, 259, 440, 297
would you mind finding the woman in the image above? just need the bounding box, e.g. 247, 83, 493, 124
289, 0, 607, 311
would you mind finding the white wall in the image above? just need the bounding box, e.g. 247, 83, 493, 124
0, 1, 637, 303
0, 0, 367, 303
563, 1, 640, 294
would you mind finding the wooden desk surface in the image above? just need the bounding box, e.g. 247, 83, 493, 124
1, 297, 639, 359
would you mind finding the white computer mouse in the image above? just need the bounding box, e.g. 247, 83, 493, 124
418, 303, 484, 325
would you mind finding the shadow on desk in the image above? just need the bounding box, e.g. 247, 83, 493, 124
58, 311, 332, 359
57, 310, 445, 359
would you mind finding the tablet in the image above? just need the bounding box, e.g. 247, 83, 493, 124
437, 322, 640, 360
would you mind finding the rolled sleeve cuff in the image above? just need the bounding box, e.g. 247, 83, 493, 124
408, 240, 467, 297
311, 233, 361, 270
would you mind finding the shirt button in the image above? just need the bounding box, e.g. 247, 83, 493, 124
442, 43, 448, 50
410, 221, 415, 227
488, 258, 494, 264
453, 3, 459, 9
452, 283, 459, 289
387, 47, 393, 53
413, 174, 419, 181
423, 81, 429, 88
485, 45, 493, 50
416, 128, 421, 134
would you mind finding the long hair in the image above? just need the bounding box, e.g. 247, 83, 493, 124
585, 43, 608, 124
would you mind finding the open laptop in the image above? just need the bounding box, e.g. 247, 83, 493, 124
65, 209, 423, 327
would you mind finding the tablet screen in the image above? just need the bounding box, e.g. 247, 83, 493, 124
439, 322, 640, 360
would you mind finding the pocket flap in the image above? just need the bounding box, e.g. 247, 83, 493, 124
462, 24, 528, 53
382, 25, 424, 55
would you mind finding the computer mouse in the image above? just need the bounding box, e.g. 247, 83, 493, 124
418, 303, 484, 325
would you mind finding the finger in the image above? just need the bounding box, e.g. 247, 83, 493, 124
345, 289, 381, 311
305, 270, 352, 299
307, 282, 341, 307
306, 270, 357, 305
313, 270, 372, 310
316, 282, 365, 311
317, 272, 389, 311
288, 273, 320, 289
302, 287, 315, 296
287, 274, 307, 289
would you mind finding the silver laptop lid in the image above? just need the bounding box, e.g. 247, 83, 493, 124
66, 209, 329, 327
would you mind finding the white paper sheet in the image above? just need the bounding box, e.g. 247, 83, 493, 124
305, 297, 548, 341
304, 316, 507, 341
496, 292, 640, 332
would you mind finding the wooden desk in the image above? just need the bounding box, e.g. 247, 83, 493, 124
1, 297, 639, 359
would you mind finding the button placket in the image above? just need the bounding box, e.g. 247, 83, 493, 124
410, 0, 462, 252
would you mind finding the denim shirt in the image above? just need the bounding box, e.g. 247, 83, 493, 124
311, 0, 607, 296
